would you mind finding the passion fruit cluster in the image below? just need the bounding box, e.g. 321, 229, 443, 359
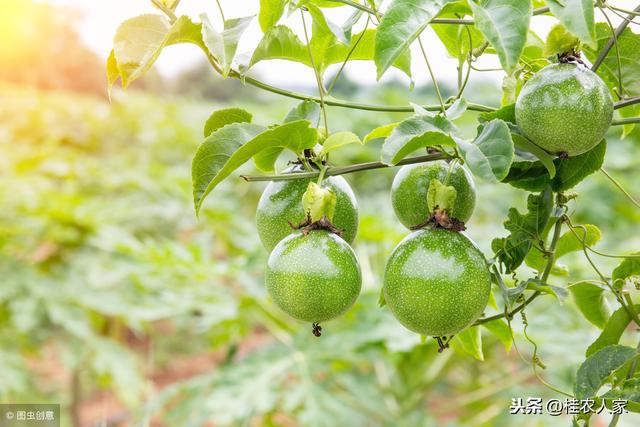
257, 160, 491, 343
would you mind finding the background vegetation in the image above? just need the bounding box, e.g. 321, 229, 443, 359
1, 1, 639, 426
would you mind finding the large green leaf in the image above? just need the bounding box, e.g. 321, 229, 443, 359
326, 29, 412, 78
259, 0, 288, 31
380, 115, 456, 165
586, 305, 640, 357
503, 140, 606, 192
603, 378, 640, 412
204, 108, 253, 137
454, 326, 484, 361
525, 224, 601, 274
469, 0, 531, 73
192, 123, 265, 214
458, 119, 514, 182
192, 121, 318, 214
249, 26, 311, 68
491, 186, 553, 273
112, 15, 204, 87
321, 131, 363, 155
546, 0, 595, 48
568, 281, 612, 329
574, 345, 637, 399
584, 24, 640, 97
249, 27, 412, 78
201, 14, 254, 77
374, 0, 453, 79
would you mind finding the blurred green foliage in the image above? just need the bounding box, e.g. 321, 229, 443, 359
0, 79, 639, 426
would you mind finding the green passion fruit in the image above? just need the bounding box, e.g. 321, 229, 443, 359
266, 230, 361, 323
383, 228, 491, 336
256, 167, 358, 251
515, 63, 613, 156
391, 161, 476, 228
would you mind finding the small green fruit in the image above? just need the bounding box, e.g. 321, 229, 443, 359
391, 161, 476, 228
256, 168, 358, 251
515, 63, 613, 156
266, 231, 361, 323
383, 228, 491, 336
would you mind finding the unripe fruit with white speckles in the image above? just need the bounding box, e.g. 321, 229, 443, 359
391, 161, 476, 228
266, 231, 361, 323
256, 167, 358, 251
383, 228, 491, 336
515, 63, 613, 156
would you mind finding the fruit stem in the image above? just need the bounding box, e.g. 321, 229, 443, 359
241, 152, 451, 182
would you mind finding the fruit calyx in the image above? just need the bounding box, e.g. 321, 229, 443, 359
409, 178, 466, 232
557, 49, 586, 67
289, 182, 344, 236
409, 207, 467, 232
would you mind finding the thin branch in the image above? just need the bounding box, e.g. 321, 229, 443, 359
598, 6, 624, 96
592, 4, 640, 72
612, 117, 640, 126
614, 96, 640, 110
418, 36, 446, 115
300, 9, 329, 132
240, 152, 451, 182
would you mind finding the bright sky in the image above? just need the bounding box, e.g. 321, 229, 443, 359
42, 0, 632, 88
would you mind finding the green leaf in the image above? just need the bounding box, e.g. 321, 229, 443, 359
303, 182, 337, 222
112, 15, 204, 87
374, 0, 453, 79
584, 25, 640, 97
192, 121, 317, 214
378, 288, 386, 307
544, 23, 580, 57
363, 123, 399, 143
253, 100, 321, 173
458, 119, 514, 182
204, 108, 253, 137
574, 345, 637, 399
482, 319, 513, 352
249, 26, 411, 78
525, 224, 601, 274
492, 186, 553, 273
586, 305, 640, 357
325, 29, 412, 78
454, 326, 484, 361
284, 100, 322, 124
569, 281, 612, 329
470, 0, 532, 73
427, 179, 457, 213
106, 50, 120, 96
303, 2, 348, 44
612, 253, 640, 286
479, 103, 516, 124
321, 131, 363, 155
192, 123, 265, 214
446, 98, 468, 120
502, 140, 606, 192
259, 0, 288, 32
603, 378, 640, 408
380, 115, 456, 165
511, 132, 556, 179
524, 279, 569, 302
250, 26, 311, 68
201, 14, 253, 78
546, 0, 595, 48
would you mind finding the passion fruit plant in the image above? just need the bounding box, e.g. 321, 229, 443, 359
108, 0, 640, 423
